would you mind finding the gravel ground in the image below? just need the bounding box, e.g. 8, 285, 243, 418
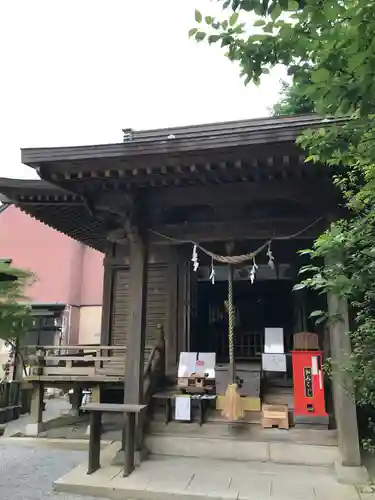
0, 440, 108, 500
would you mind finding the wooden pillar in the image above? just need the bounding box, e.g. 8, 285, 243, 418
70, 384, 82, 416
91, 385, 100, 403
100, 260, 114, 345
122, 232, 148, 472
27, 382, 44, 436
166, 247, 178, 374
124, 233, 148, 404
327, 290, 361, 467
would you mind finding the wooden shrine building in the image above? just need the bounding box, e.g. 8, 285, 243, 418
0, 114, 365, 476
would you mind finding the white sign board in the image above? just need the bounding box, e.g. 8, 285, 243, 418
264, 327, 284, 354
178, 352, 197, 378
197, 352, 216, 378
311, 356, 318, 376
262, 353, 287, 372
175, 396, 191, 421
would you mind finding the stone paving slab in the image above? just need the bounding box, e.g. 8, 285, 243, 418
54, 445, 363, 500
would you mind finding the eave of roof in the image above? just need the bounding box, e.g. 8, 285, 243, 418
0, 115, 346, 252
21, 114, 346, 167
0, 178, 106, 251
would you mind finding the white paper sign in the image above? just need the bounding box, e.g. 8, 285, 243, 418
178, 352, 197, 377
175, 396, 191, 421
311, 356, 318, 376
262, 353, 287, 372
264, 327, 284, 354
197, 352, 216, 378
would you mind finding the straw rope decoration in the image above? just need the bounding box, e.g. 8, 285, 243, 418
149, 216, 323, 265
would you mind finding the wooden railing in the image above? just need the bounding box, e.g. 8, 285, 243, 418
143, 325, 165, 403
23, 325, 166, 385
23, 345, 126, 379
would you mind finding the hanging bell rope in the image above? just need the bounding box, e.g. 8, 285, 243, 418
228, 264, 235, 381
221, 263, 245, 422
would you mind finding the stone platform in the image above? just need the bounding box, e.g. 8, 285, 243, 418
54, 442, 369, 500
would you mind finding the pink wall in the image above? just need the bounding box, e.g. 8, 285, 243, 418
80, 245, 104, 305
0, 205, 103, 305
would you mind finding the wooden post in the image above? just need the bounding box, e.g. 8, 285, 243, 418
124, 412, 136, 476
70, 384, 82, 416
327, 290, 361, 467
27, 382, 44, 435
91, 385, 100, 404
88, 411, 101, 474
123, 231, 148, 471
100, 260, 114, 345
124, 232, 148, 403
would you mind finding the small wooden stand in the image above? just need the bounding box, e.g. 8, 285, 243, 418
178, 373, 214, 394
261, 404, 289, 430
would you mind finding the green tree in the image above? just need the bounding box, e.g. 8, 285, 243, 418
272, 80, 315, 116
192, 0, 375, 445
0, 260, 35, 379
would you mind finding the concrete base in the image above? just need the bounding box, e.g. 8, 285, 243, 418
53, 443, 361, 500
334, 460, 369, 485
112, 447, 149, 467
294, 415, 329, 426
145, 434, 339, 467
68, 408, 80, 417
24, 422, 45, 436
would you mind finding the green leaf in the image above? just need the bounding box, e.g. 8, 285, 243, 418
309, 310, 326, 318
221, 35, 232, 47
347, 53, 366, 72
311, 68, 330, 83
195, 9, 202, 23
208, 34, 221, 44
254, 19, 266, 27
195, 31, 206, 41
287, 0, 299, 10
292, 283, 306, 291
315, 316, 327, 325
270, 4, 282, 21
188, 28, 198, 38
229, 12, 239, 26
205, 16, 213, 25
264, 23, 274, 33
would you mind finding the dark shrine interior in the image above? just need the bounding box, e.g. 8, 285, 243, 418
193, 270, 294, 363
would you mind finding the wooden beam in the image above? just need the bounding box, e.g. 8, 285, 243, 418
147, 179, 337, 209
149, 217, 328, 244
124, 233, 148, 404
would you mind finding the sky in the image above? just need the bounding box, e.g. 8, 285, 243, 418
0, 0, 285, 180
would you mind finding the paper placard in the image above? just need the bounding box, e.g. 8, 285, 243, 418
178, 352, 197, 377
264, 327, 284, 354
197, 352, 216, 378
262, 353, 287, 372
311, 356, 318, 376
175, 396, 191, 421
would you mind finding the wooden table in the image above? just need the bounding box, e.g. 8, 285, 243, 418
81, 402, 146, 476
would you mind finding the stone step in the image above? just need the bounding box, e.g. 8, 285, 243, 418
145, 432, 339, 467
148, 420, 337, 444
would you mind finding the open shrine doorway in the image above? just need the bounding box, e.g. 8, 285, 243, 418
192, 263, 294, 365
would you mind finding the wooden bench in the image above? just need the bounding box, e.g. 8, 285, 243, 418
82, 402, 146, 476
